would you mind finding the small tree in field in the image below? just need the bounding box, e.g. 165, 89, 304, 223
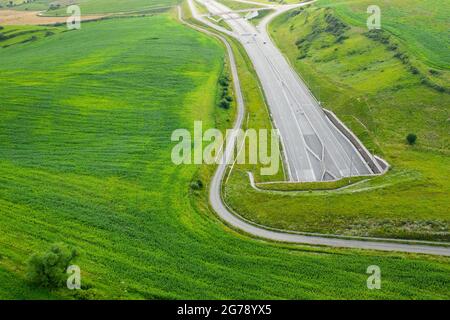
406, 133, 417, 145
190, 179, 204, 191
219, 99, 231, 110
27, 244, 77, 288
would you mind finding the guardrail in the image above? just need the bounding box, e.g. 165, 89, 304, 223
323, 108, 387, 174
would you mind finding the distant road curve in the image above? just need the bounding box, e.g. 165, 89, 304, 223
219, 0, 277, 7
179, 3, 450, 256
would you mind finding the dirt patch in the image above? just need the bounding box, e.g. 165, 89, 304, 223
0, 10, 106, 25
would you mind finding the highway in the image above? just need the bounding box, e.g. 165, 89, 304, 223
181, 2, 450, 256
194, 0, 384, 182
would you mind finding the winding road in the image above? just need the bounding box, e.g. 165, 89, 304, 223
181, 1, 450, 256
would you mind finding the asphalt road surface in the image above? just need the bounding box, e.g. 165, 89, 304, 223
196, 0, 383, 182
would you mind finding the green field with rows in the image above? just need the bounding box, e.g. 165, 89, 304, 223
0, 0, 179, 14
0, 2, 449, 300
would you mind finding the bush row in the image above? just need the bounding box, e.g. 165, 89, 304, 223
295, 9, 350, 60
218, 74, 233, 110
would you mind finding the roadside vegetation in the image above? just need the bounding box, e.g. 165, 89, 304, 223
214, 61, 236, 124
255, 175, 368, 192
224, 0, 449, 241
248, 8, 274, 25
0, 2, 448, 300
216, 0, 265, 11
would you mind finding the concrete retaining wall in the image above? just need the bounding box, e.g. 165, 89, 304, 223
323, 108, 385, 174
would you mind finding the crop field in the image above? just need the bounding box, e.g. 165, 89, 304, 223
0, 0, 51, 11
0, 0, 180, 14
224, 0, 450, 241
0, 7, 449, 299
60, 0, 179, 14
0, 25, 64, 47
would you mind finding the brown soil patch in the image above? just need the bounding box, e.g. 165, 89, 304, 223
0, 10, 106, 25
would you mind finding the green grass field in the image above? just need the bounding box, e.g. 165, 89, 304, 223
0, 25, 64, 48
0, 0, 50, 11
224, 0, 450, 241
61, 0, 179, 14
0, 0, 179, 14
0, 6, 449, 300
318, 0, 450, 70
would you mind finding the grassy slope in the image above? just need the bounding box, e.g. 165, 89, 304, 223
224, 0, 450, 241
0, 9, 449, 300
318, 0, 450, 70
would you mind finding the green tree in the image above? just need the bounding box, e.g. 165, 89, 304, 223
190, 179, 204, 191
27, 244, 77, 288
219, 99, 230, 109
406, 133, 417, 145
218, 75, 230, 87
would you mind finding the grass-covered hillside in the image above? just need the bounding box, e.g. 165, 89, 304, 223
318, 0, 450, 70
225, 0, 449, 241
0, 9, 449, 299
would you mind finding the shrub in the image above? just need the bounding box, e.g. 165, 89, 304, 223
190, 179, 204, 190
49, 3, 61, 10
335, 35, 348, 43
221, 86, 228, 98
218, 75, 230, 87
324, 12, 349, 37
394, 52, 409, 64
409, 66, 419, 75
364, 29, 390, 44
219, 74, 232, 103
288, 8, 303, 18
26, 244, 77, 288
219, 99, 231, 109
406, 133, 417, 145
387, 43, 398, 51
295, 38, 306, 47
429, 69, 440, 76
73, 288, 99, 300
